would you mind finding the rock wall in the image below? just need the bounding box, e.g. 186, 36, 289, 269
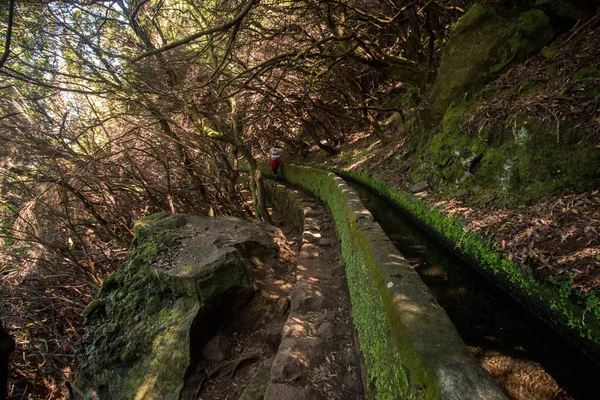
264, 181, 304, 232
273, 164, 506, 400
406, 2, 600, 207
431, 4, 554, 116
81, 214, 282, 400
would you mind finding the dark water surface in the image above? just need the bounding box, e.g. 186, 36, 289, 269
347, 181, 599, 400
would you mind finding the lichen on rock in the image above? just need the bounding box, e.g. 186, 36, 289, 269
81, 213, 283, 400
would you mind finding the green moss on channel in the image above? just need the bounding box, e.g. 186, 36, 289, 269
332, 168, 600, 359
268, 163, 511, 399
268, 163, 420, 399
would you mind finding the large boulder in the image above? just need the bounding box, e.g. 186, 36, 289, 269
431, 4, 554, 115
81, 214, 282, 400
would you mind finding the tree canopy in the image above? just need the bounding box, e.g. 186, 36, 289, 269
0, 0, 475, 397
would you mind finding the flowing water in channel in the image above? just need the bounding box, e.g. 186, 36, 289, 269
347, 181, 599, 400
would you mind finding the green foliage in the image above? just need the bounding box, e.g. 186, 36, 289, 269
549, 274, 575, 299
541, 44, 560, 58
338, 150, 356, 164
336, 147, 375, 166
360, 146, 371, 159
571, 66, 600, 82
517, 81, 542, 96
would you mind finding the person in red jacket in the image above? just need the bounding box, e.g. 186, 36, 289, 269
269, 144, 281, 178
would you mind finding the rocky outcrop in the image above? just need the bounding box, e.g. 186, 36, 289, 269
431, 4, 554, 115
409, 2, 599, 207
82, 214, 284, 400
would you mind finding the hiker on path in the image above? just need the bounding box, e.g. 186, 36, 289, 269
269, 144, 281, 178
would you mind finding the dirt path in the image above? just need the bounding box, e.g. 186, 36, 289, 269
264, 185, 364, 400
181, 183, 365, 400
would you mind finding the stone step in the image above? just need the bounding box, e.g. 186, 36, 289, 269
290, 282, 332, 312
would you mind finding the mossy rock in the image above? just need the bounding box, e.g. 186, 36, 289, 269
431, 4, 554, 116
81, 214, 281, 400
410, 106, 600, 207
239, 357, 274, 400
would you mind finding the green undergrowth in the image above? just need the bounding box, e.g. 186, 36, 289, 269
267, 164, 416, 400
331, 168, 600, 357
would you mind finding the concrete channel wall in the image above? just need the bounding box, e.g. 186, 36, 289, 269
265, 164, 506, 400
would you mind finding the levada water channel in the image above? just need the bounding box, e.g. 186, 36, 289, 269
346, 180, 599, 400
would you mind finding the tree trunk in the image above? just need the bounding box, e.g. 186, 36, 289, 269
366, 110, 386, 142
228, 98, 272, 224
240, 147, 272, 224
156, 117, 208, 203
191, 100, 272, 223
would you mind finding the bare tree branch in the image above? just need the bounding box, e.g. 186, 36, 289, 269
131, 0, 259, 62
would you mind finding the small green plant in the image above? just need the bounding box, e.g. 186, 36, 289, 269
549, 274, 575, 299
338, 150, 355, 164
360, 147, 370, 159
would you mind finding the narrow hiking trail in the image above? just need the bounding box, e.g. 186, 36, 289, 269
181, 182, 365, 400
265, 185, 364, 400
196, 176, 600, 400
